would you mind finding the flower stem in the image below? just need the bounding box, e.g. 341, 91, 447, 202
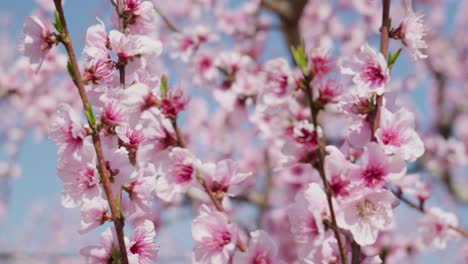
372, 0, 391, 136
303, 78, 347, 264
52, 1, 129, 263
169, 112, 247, 252
392, 189, 468, 237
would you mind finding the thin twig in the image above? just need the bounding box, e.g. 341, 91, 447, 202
167, 105, 247, 252
371, 0, 391, 137
154, 6, 181, 33
351, 240, 361, 264
52, 1, 129, 263
392, 189, 468, 238
303, 77, 347, 264
117, 0, 126, 88
256, 150, 272, 227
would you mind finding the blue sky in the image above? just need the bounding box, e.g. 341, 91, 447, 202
0, 0, 467, 262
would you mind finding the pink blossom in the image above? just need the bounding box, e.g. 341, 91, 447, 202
233, 230, 284, 264
116, 126, 145, 149
100, 138, 135, 186
214, 51, 253, 74
351, 142, 406, 188
282, 120, 321, 163
57, 144, 101, 208
324, 146, 355, 198
375, 107, 424, 161
337, 188, 397, 246
121, 82, 160, 114
128, 220, 159, 264
419, 207, 460, 249
257, 58, 294, 112
20, 16, 56, 72
396, 1, 428, 60
171, 25, 217, 62
79, 197, 110, 234
155, 147, 198, 202
340, 43, 390, 95
80, 227, 128, 264
393, 173, 430, 202
83, 57, 115, 85
199, 159, 252, 197
108, 31, 162, 70
84, 19, 108, 59
299, 231, 340, 264
48, 104, 86, 156
313, 79, 345, 105
121, 0, 156, 34
109, 30, 141, 63
191, 50, 218, 85
287, 183, 328, 248
308, 47, 335, 77
231, 71, 263, 96
191, 204, 238, 264
100, 100, 129, 127
160, 88, 189, 118
35, 0, 55, 12
124, 165, 157, 210
215, 1, 260, 37
139, 110, 178, 159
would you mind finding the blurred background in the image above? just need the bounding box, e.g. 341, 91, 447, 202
0, 0, 467, 263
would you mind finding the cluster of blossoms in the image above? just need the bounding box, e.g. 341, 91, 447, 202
1, 0, 467, 263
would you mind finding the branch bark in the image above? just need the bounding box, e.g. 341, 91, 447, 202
52, 1, 129, 263
261, 0, 308, 63
303, 78, 347, 264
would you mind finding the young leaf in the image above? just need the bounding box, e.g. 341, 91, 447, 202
110, 246, 122, 264
84, 104, 96, 130
52, 11, 64, 34
290, 45, 308, 76
160, 74, 168, 98
387, 48, 402, 70
66, 60, 75, 81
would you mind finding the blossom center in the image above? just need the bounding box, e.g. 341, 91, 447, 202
252, 251, 271, 264
79, 167, 97, 190
214, 230, 232, 249
362, 64, 385, 86
271, 74, 288, 97
381, 129, 401, 146
362, 165, 385, 187
294, 128, 317, 145
356, 199, 376, 219
173, 163, 194, 184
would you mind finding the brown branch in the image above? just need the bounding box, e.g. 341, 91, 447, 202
351, 240, 361, 264
52, 1, 129, 263
261, 0, 308, 63
371, 0, 391, 136
303, 78, 347, 264
257, 150, 272, 227
392, 189, 468, 238
167, 110, 247, 252
424, 60, 468, 202
116, 0, 127, 88
154, 6, 181, 33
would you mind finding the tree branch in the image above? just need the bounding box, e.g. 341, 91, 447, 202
52, 1, 129, 263
303, 77, 347, 264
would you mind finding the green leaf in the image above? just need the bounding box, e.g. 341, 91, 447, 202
387, 48, 402, 70
160, 74, 168, 98
84, 104, 96, 129
66, 61, 75, 81
52, 11, 64, 34
290, 44, 308, 76
110, 246, 122, 264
